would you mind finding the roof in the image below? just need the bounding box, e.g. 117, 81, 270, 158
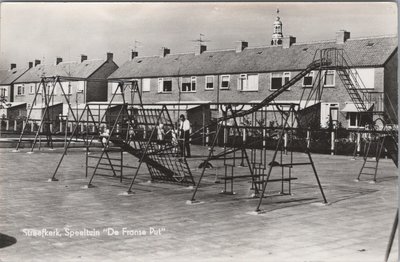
109, 36, 398, 79
15, 59, 107, 83
0, 68, 29, 85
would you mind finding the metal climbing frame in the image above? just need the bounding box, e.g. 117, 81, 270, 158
324, 48, 398, 180
189, 49, 333, 209
49, 79, 195, 189
15, 76, 88, 152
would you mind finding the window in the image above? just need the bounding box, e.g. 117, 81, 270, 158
163, 80, 172, 92
36, 84, 42, 94
205, 76, 214, 90
158, 78, 163, 93
49, 83, 57, 95
29, 84, 35, 94
191, 77, 196, 92
348, 112, 372, 128
0, 88, 6, 97
17, 85, 24, 95
181, 77, 196, 92
303, 71, 314, 87
270, 72, 290, 90
238, 74, 247, 90
142, 78, 151, 92
238, 74, 259, 91
352, 68, 375, 89
158, 78, 172, 93
220, 75, 230, 89
59, 82, 69, 94
348, 113, 359, 128
283, 72, 291, 85
77, 81, 85, 92
111, 82, 122, 94
324, 70, 335, 87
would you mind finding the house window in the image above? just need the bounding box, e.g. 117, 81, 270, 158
36, 84, 42, 94
142, 78, 151, 92
17, 85, 24, 95
352, 68, 375, 89
77, 81, 85, 92
303, 71, 314, 87
67, 82, 71, 94
163, 80, 172, 92
283, 72, 291, 85
49, 83, 57, 95
270, 72, 290, 90
205, 76, 214, 90
158, 78, 172, 93
181, 77, 196, 92
0, 88, 6, 97
324, 70, 335, 87
29, 84, 35, 94
348, 113, 359, 128
238, 74, 247, 90
220, 75, 230, 89
60, 82, 69, 94
191, 77, 196, 92
238, 74, 259, 91
111, 82, 122, 94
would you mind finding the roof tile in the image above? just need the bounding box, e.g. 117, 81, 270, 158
109, 36, 397, 79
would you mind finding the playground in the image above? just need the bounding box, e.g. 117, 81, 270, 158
0, 147, 397, 261
0, 48, 397, 261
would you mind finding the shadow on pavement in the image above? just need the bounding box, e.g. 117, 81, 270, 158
0, 233, 17, 249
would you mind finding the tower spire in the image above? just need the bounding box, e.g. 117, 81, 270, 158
271, 8, 283, 46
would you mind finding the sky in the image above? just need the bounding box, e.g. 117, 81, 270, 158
0, 2, 397, 69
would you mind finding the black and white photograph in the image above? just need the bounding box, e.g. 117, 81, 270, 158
0, 1, 398, 261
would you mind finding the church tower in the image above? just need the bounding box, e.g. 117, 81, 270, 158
271, 9, 283, 46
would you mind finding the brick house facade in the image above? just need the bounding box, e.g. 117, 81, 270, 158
13, 53, 118, 121
0, 63, 32, 119
108, 33, 397, 130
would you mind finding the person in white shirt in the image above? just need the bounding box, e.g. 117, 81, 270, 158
179, 114, 191, 157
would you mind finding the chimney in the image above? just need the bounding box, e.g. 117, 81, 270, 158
160, 47, 170, 58
34, 60, 41, 66
80, 54, 88, 62
131, 51, 139, 60
195, 44, 207, 55
282, 36, 296, 49
28, 62, 33, 68
10, 63, 16, 70
56, 57, 63, 65
106, 52, 113, 62
236, 41, 248, 53
336, 30, 350, 44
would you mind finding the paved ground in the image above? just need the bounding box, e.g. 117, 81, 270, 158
0, 145, 398, 262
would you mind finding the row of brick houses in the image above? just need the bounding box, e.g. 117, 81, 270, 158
0, 53, 118, 122
0, 14, 398, 131
107, 31, 398, 129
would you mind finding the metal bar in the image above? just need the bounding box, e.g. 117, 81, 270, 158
126, 106, 165, 193
15, 79, 44, 150
384, 209, 398, 262
255, 105, 292, 212
190, 123, 223, 201
50, 106, 88, 180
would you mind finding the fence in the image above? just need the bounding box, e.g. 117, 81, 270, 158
2, 116, 396, 158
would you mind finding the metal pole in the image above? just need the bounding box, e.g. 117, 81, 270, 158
384, 209, 398, 262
